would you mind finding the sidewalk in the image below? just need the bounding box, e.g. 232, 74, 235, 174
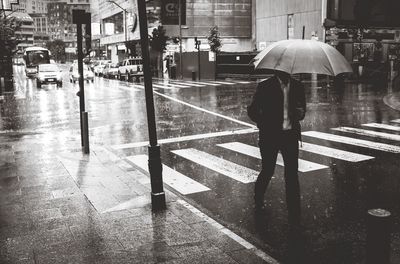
0, 132, 275, 264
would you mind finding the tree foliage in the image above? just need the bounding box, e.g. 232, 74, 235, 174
46, 39, 66, 62
207, 26, 222, 54
0, 15, 21, 58
149, 25, 168, 53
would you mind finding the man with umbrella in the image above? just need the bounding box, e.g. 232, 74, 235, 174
248, 39, 352, 225
247, 70, 305, 226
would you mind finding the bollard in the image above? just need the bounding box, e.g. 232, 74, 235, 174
81, 111, 90, 154
191, 71, 196, 81
0, 77, 4, 96
366, 209, 392, 264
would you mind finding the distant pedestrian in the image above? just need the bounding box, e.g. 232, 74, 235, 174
247, 71, 306, 225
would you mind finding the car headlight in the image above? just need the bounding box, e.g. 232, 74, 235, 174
56, 73, 62, 80
37, 74, 45, 80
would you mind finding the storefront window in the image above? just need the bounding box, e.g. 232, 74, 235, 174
103, 12, 123, 35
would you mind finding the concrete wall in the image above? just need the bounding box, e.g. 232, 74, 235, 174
255, 0, 323, 46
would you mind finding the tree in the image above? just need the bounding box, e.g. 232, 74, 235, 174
149, 25, 168, 77
0, 14, 21, 90
46, 39, 66, 63
207, 26, 222, 79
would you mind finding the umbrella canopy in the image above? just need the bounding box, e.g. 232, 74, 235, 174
253, 39, 353, 76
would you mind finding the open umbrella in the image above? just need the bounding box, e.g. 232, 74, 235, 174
253, 39, 352, 76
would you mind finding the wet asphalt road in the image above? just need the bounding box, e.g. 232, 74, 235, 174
2, 64, 400, 264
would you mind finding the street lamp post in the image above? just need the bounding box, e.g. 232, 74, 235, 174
136, 0, 166, 211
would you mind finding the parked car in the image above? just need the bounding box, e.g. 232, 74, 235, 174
36, 64, 63, 88
102, 63, 119, 79
93, 60, 110, 76
69, 64, 94, 83
118, 57, 144, 81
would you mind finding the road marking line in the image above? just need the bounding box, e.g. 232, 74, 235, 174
126, 155, 210, 195
217, 142, 328, 172
116, 85, 143, 92
155, 82, 188, 88
207, 81, 236, 85
332, 127, 400, 141
300, 142, 374, 162
362, 123, 400, 132
233, 81, 252, 84
167, 81, 205, 87
111, 128, 258, 150
176, 199, 280, 264
151, 90, 257, 128
152, 84, 175, 89
303, 131, 400, 153
171, 148, 258, 183
182, 80, 220, 86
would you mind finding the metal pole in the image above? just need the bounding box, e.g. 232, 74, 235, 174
82, 111, 90, 154
124, 10, 127, 54
197, 43, 201, 80
179, 0, 183, 79
77, 23, 86, 147
137, 0, 166, 211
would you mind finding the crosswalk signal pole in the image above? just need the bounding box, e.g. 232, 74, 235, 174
137, 0, 166, 211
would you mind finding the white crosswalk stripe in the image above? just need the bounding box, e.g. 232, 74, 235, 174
126, 154, 211, 195
171, 148, 258, 183
332, 127, 400, 141
362, 123, 400, 132
390, 119, 400, 124
303, 131, 400, 153
300, 142, 374, 162
217, 142, 328, 172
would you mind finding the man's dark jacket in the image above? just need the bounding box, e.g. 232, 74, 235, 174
247, 76, 306, 140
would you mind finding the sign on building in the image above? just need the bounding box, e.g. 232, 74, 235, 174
161, 0, 186, 25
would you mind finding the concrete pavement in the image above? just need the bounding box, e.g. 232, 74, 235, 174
0, 131, 275, 264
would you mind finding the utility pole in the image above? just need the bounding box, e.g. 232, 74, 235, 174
136, 0, 166, 211
178, 0, 183, 79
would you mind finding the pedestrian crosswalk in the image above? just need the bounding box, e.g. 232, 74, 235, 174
171, 148, 259, 184
127, 154, 210, 195
122, 119, 400, 196
217, 142, 328, 172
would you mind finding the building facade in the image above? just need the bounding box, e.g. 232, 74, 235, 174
255, 0, 325, 48
164, 0, 254, 52
254, 0, 400, 71
93, 0, 254, 63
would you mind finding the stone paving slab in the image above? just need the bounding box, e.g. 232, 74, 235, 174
0, 136, 275, 264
